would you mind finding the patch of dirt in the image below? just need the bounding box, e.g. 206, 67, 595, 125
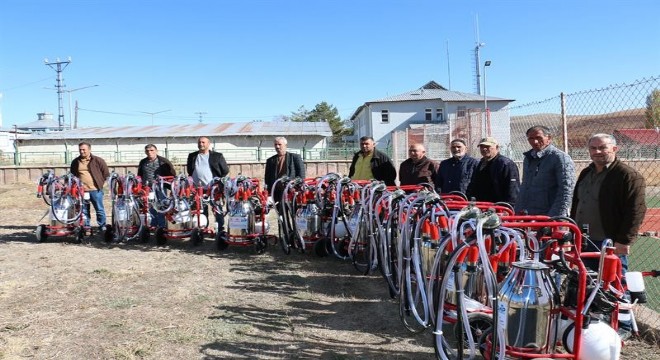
0, 183, 655, 359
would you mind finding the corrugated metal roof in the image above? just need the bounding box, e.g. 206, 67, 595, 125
25, 121, 333, 140
368, 88, 514, 103
350, 80, 515, 120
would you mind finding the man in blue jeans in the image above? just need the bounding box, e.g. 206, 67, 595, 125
70, 141, 110, 232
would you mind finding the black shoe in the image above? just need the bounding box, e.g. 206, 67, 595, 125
216, 231, 229, 251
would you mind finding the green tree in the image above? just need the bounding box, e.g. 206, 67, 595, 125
645, 89, 660, 129
287, 102, 351, 143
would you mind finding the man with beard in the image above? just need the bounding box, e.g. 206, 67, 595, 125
434, 139, 479, 195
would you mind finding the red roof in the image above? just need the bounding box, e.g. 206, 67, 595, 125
614, 129, 660, 145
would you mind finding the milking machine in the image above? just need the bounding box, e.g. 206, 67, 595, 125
222, 175, 274, 253
152, 174, 209, 247
472, 216, 642, 360
271, 176, 299, 254
104, 172, 150, 243
325, 176, 366, 260
35, 170, 87, 243
274, 177, 323, 254
294, 178, 326, 254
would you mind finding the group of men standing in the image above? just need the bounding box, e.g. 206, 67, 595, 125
71, 130, 646, 270
348, 130, 646, 275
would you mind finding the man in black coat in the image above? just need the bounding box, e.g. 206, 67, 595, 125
348, 136, 396, 186
186, 136, 230, 243
264, 136, 305, 197
138, 144, 176, 228
466, 137, 520, 206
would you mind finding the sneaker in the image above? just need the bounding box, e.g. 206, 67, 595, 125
100, 225, 108, 232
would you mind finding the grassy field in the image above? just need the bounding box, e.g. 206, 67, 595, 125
631, 236, 660, 313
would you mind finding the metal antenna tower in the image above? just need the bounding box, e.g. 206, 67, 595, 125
44, 57, 72, 130
473, 16, 485, 95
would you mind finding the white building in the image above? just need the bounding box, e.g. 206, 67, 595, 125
350, 81, 515, 157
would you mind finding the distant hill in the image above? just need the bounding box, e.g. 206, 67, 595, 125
511, 108, 647, 149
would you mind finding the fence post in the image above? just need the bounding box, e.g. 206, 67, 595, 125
302, 140, 308, 160
257, 140, 262, 162
13, 140, 19, 166
165, 139, 169, 159
561, 92, 568, 153
64, 142, 70, 165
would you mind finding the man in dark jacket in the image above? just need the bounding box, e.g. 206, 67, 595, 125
466, 137, 520, 206
138, 144, 176, 228
570, 133, 646, 270
570, 133, 646, 339
186, 136, 230, 244
264, 137, 305, 245
398, 143, 437, 186
435, 139, 479, 195
70, 141, 110, 230
348, 136, 396, 186
264, 137, 305, 197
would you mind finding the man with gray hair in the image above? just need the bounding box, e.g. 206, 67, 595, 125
264, 136, 305, 194
571, 133, 646, 268
570, 133, 646, 340
516, 125, 575, 216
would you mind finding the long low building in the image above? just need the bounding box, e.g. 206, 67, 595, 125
14, 121, 333, 165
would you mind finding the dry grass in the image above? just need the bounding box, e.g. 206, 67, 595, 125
0, 183, 656, 359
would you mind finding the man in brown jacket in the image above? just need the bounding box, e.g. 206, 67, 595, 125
70, 141, 110, 230
570, 133, 646, 271
398, 143, 438, 186
570, 133, 646, 339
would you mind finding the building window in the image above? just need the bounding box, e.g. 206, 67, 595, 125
425, 108, 432, 121
457, 106, 466, 118
381, 110, 389, 123
436, 108, 444, 122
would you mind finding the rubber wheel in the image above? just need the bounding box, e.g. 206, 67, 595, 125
454, 312, 493, 349
314, 237, 331, 257
139, 226, 150, 244
35, 225, 47, 243
279, 229, 292, 255
191, 228, 203, 247
104, 224, 114, 243
215, 231, 229, 251
155, 227, 167, 246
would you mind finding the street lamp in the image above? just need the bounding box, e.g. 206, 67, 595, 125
66, 85, 99, 129
139, 109, 171, 126
483, 60, 492, 136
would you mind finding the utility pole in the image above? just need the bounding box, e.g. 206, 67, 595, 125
44, 57, 71, 130
195, 111, 207, 123
66, 85, 98, 129
139, 109, 171, 126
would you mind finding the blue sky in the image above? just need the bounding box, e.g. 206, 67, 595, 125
1, 0, 658, 128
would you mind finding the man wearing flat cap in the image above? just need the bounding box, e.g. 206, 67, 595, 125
466, 136, 520, 206
435, 138, 479, 195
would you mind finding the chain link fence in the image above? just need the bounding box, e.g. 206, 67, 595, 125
393, 75, 660, 335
